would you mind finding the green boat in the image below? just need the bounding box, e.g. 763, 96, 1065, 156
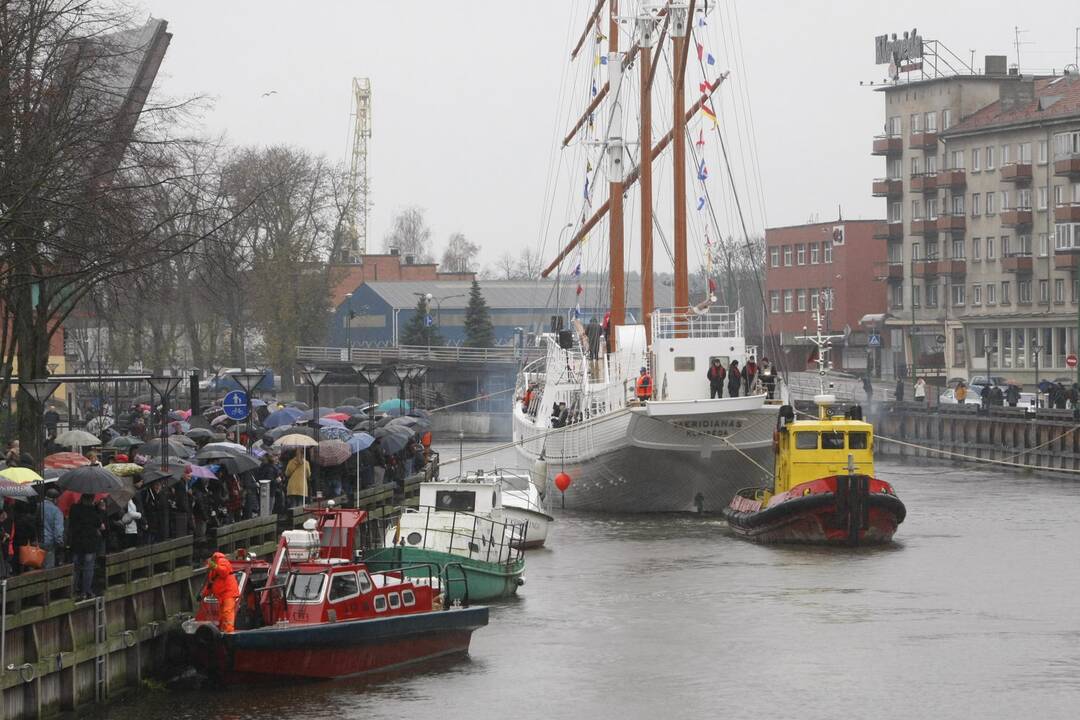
364, 480, 528, 602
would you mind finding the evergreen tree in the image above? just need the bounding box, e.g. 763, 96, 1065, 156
399, 296, 445, 346
463, 280, 495, 347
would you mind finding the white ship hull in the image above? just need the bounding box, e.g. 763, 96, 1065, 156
513, 396, 778, 512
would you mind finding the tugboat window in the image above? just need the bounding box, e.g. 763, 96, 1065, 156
436, 490, 476, 512
406, 531, 423, 545
795, 432, 818, 449
673, 357, 695, 371
286, 573, 326, 603
329, 572, 360, 602
374, 595, 387, 612
821, 432, 845, 450
357, 571, 373, 594
402, 590, 416, 606
849, 432, 869, 449
388, 592, 401, 609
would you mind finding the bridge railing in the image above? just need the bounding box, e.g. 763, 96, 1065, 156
296, 344, 543, 365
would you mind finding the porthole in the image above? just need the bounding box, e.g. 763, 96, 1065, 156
406, 531, 423, 545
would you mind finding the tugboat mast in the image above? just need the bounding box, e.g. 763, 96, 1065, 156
795, 298, 845, 419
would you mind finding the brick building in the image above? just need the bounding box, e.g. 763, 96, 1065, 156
765, 219, 887, 373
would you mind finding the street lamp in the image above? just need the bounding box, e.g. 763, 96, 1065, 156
300, 365, 329, 500
344, 293, 353, 359
354, 364, 383, 434
392, 365, 414, 417
230, 370, 266, 449
146, 376, 182, 471
1031, 340, 1042, 408
412, 292, 465, 328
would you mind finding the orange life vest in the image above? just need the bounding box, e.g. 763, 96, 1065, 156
636, 373, 653, 400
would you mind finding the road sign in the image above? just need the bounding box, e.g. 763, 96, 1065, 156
222, 390, 249, 420
867, 333, 881, 347
1068, 354, 1078, 369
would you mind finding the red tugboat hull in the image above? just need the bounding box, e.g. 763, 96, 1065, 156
188, 607, 488, 684
721, 475, 906, 546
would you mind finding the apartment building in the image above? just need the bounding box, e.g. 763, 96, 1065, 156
765, 220, 886, 373
872, 56, 1080, 384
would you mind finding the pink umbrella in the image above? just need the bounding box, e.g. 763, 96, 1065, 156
185, 464, 217, 480
324, 412, 350, 422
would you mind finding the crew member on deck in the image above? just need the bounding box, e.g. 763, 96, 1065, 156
635, 367, 653, 402
706, 359, 726, 399
201, 551, 240, 633
727, 360, 741, 398
742, 356, 758, 394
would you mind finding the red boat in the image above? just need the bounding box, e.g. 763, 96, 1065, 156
184, 508, 488, 684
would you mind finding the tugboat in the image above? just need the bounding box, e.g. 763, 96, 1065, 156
184, 507, 488, 684
721, 312, 906, 545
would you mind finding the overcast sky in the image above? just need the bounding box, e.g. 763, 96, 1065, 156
141, 1, 1080, 272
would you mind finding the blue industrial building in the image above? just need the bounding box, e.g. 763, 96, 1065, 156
328, 280, 673, 347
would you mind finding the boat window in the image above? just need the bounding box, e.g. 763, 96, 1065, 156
285, 572, 326, 603
388, 592, 401, 609
673, 357, 695, 371
374, 595, 387, 613
402, 590, 416, 607
795, 432, 818, 449
406, 531, 423, 546
502, 473, 530, 492
821, 432, 845, 450
357, 571, 373, 594
329, 572, 360, 602
435, 490, 475, 512
849, 432, 869, 450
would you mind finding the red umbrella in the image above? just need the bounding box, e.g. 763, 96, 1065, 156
44, 452, 91, 470
56, 490, 108, 516
324, 412, 350, 422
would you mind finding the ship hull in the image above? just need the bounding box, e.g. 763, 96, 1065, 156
514, 399, 778, 513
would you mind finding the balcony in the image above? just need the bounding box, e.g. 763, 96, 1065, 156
872, 135, 902, 155
874, 222, 903, 241
936, 213, 966, 233
910, 173, 938, 194
1000, 207, 1033, 229
910, 218, 938, 236
1002, 253, 1033, 274
1055, 203, 1080, 222
912, 259, 939, 278
872, 178, 903, 197
941, 259, 967, 276
1000, 162, 1033, 184
1054, 250, 1080, 271
910, 130, 938, 150
1054, 155, 1080, 177
886, 262, 904, 280
937, 169, 966, 189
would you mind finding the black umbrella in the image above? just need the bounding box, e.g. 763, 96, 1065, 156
185, 427, 215, 440
58, 466, 126, 494
335, 405, 360, 416
187, 414, 212, 430
143, 462, 188, 486
287, 401, 310, 411
139, 441, 196, 460
218, 454, 259, 474
341, 396, 366, 406
375, 429, 411, 454
106, 435, 144, 450
194, 447, 242, 463
407, 408, 432, 419
267, 425, 316, 441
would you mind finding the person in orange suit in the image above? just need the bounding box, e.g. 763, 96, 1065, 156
201, 551, 240, 632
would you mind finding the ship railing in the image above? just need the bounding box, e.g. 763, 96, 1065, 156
441, 562, 471, 608
385, 506, 527, 567
652, 306, 744, 340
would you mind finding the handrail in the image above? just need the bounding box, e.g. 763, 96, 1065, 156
441, 562, 470, 608
296, 344, 545, 365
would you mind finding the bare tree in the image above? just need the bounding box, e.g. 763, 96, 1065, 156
440, 232, 479, 273
382, 206, 433, 262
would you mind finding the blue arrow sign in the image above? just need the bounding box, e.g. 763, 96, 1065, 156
222, 390, 249, 420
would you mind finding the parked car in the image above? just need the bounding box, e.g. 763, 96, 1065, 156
939, 388, 981, 405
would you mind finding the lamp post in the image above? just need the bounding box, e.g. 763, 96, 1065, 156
412, 292, 465, 328
300, 365, 329, 500
392, 365, 413, 417
146, 376, 182, 472
354, 364, 383, 434
230, 370, 267, 450
1031, 340, 1042, 408
345, 293, 353, 356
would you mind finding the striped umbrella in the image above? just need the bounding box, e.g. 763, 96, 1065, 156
0, 478, 37, 499
44, 452, 91, 470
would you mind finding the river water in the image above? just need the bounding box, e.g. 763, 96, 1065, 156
94, 442, 1080, 720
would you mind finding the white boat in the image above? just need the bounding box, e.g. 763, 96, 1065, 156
513, 308, 782, 513
464, 468, 554, 549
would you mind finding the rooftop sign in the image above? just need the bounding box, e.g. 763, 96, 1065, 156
875, 30, 923, 65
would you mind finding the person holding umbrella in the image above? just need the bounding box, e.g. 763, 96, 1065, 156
69, 494, 103, 599
286, 450, 310, 508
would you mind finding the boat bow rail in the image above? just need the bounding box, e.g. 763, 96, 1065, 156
384, 506, 528, 567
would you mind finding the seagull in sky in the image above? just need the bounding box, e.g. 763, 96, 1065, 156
261, 90, 278, 97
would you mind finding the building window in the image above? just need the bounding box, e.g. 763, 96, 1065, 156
1001, 144, 1012, 164
1001, 281, 1010, 305
888, 243, 903, 263
986, 146, 995, 169
1039, 279, 1049, 303
889, 202, 902, 223
796, 244, 806, 265
925, 111, 937, 132
951, 284, 965, 307
952, 194, 964, 214
783, 246, 792, 266
972, 284, 982, 306
797, 289, 806, 311
1001, 190, 1010, 211
987, 236, 995, 260
1018, 234, 1031, 255
927, 198, 938, 220
888, 158, 902, 179
951, 238, 964, 258
942, 108, 953, 130
891, 283, 903, 309
1019, 279, 1032, 304
1056, 278, 1065, 303
1019, 142, 1031, 163
810, 288, 819, 311
950, 150, 964, 169
1054, 130, 1080, 158
912, 242, 921, 261
824, 240, 833, 263
911, 156, 923, 175
987, 283, 996, 305
1055, 185, 1065, 206
888, 116, 901, 136
810, 244, 819, 264
927, 154, 938, 173
986, 192, 996, 215
971, 193, 980, 216
926, 283, 938, 308
823, 288, 834, 310
1039, 139, 1048, 164
912, 284, 921, 308
910, 113, 922, 134
1057, 222, 1080, 250
1038, 187, 1048, 210
972, 236, 981, 260
769, 247, 779, 267
912, 199, 922, 220
1018, 188, 1031, 209
769, 291, 779, 313
1039, 233, 1049, 257
783, 290, 792, 312
1002, 235, 1011, 257
972, 148, 981, 171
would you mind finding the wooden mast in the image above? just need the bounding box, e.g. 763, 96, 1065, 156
607, 0, 626, 343
671, 1, 694, 314
638, 15, 655, 344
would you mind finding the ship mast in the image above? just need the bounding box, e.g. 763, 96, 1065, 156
795, 298, 845, 419
607, 0, 626, 343
670, 1, 693, 315
637, 11, 656, 345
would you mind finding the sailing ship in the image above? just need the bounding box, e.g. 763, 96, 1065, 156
512, 1, 780, 512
